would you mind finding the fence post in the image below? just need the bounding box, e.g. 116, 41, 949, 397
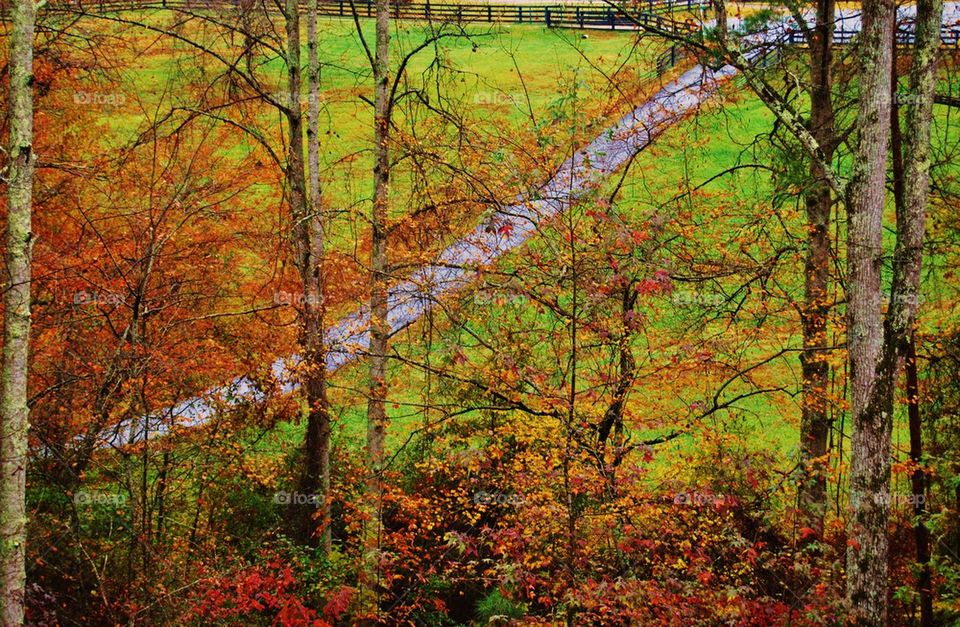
366, 0, 370, 17
545, 6, 550, 26
518, 6, 522, 22
487, 5, 491, 21
607, 7, 613, 29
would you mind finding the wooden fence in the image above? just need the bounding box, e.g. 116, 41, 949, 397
796, 25, 960, 47
311, 0, 703, 31
26, 0, 960, 46
35, 0, 705, 35
316, 0, 712, 20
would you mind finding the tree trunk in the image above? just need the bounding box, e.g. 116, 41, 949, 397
845, 0, 942, 620
298, 0, 333, 553
797, 0, 836, 539
283, 0, 330, 549
891, 46, 935, 627
893, 0, 942, 618
597, 286, 637, 470
906, 337, 933, 626
1, 0, 35, 620
844, 0, 895, 621
362, 0, 391, 616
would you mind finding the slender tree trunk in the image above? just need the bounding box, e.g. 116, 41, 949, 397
798, 0, 836, 538
597, 286, 637, 471
891, 50, 935, 627
906, 337, 933, 626
293, 0, 333, 552
563, 199, 579, 627
1, 0, 35, 620
844, 0, 895, 621
155, 451, 170, 543
363, 0, 391, 615
895, 1, 942, 618
283, 0, 330, 549
845, 0, 942, 620
282, 0, 308, 300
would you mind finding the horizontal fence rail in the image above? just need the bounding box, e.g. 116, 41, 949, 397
539, 5, 701, 31
34, 0, 707, 34
29, 0, 960, 46
755, 25, 960, 48
835, 25, 958, 46
724, 21, 960, 50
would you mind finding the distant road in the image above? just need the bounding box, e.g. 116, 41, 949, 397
98, 62, 737, 447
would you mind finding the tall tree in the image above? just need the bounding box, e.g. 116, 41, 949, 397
362, 0, 392, 613
65, 0, 335, 549
1, 0, 36, 621
843, 0, 895, 619
282, 0, 331, 549
797, 0, 838, 538
298, 0, 333, 553
843, 0, 943, 618
890, 46, 934, 627
850, 0, 943, 619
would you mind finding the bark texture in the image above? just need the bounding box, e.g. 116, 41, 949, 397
306, 0, 333, 554
891, 48, 935, 627
283, 0, 331, 548
844, 0, 895, 621
845, 0, 941, 621
888, 0, 942, 618
1, 0, 35, 621
362, 0, 391, 616
798, 0, 837, 537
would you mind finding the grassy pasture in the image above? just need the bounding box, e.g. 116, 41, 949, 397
61, 11, 678, 331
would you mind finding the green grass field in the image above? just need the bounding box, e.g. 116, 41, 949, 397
83, 13, 666, 230
244, 89, 788, 468
237, 71, 960, 514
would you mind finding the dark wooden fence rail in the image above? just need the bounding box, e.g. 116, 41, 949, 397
22, 0, 960, 47
765, 25, 960, 47
33, 0, 706, 34
541, 4, 700, 31
316, 0, 703, 31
